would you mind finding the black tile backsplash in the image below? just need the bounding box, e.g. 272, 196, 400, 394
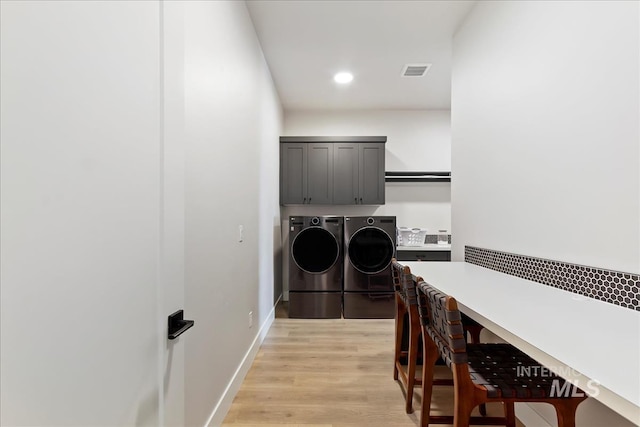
465, 246, 639, 311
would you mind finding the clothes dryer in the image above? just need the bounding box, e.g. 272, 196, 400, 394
343, 216, 396, 318
288, 216, 343, 318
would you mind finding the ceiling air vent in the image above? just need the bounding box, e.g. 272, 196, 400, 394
401, 63, 431, 77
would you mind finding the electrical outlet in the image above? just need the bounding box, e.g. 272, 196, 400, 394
248, 311, 253, 328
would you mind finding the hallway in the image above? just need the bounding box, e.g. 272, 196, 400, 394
222, 316, 519, 426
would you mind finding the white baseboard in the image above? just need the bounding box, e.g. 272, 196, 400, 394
516, 403, 554, 427
204, 298, 279, 427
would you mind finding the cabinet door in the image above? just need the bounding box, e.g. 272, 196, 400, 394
306, 143, 333, 204
280, 143, 307, 204
359, 143, 385, 204
333, 143, 359, 204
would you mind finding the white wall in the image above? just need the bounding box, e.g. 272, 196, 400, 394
452, 0, 639, 273
283, 110, 452, 231
1, 2, 282, 426
180, 2, 282, 426
452, 1, 639, 426
1, 1, 163, 425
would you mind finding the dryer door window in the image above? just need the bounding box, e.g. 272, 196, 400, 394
292, 227, 340, 274
348, 227, 394, 274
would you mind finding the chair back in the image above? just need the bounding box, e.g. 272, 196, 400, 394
391, 259, 417, 305
416, 281, 468, 366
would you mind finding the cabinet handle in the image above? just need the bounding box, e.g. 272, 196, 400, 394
308, 198, 312, 203
303, 197, 307, 204
354, 197, 358, 204
360, 198, 363, 203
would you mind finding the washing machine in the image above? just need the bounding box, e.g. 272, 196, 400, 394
343, 216, 396, 318
288, 216, 343, 318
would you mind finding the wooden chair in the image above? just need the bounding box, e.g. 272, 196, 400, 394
391, 258, 487, 415
392, 259, 487, 415
392, 259, 424, 413
416, 280, 587, 427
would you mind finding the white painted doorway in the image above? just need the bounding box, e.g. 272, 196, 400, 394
0, 1, 185, 425
1, 2, 283, 425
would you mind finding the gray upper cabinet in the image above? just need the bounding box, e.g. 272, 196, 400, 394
333, 142, 385, 205
280, 142, 333, 205
306, 143, 333, 204
280, 136, 386, 206
358, 143, 385, 205
333, 143, 359, 204
281, 142, 306, 204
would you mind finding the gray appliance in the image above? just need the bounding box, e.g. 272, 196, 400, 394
343, 216, 396, 318
288, 216, 343, 318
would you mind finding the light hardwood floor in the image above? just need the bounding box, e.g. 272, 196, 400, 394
222, 312, 524, 426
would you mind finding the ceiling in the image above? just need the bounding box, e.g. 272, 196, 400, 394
246, 0, 476, 111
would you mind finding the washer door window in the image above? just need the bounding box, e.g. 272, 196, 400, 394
292, 227, 340, 274
348, 227, 394, 274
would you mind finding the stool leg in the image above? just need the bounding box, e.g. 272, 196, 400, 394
453, 390, 473, 427
553, 398, 584, 427
420, 331, 439, 427
479, 402, 488, 416
467, 325, 482, 345
505, 401, 516, 427
393, 294, 405, 381
405, 312, 420, 414
466, 325, 487, 417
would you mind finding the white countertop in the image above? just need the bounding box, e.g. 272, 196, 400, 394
397, 244, 451, 251
405, 261, 640, 424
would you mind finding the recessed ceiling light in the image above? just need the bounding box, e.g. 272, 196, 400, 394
334, 72, 353, 84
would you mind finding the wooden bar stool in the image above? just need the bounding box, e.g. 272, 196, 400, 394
392, 259, 424, 413
416, 280, 587, 427
392, 259, 487, 415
